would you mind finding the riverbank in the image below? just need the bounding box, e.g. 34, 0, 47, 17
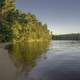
12, 39, 51, 44
52, 33, 80, 40
0, 43, 16, 80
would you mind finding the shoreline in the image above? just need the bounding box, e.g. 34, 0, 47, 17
12, 39, 51, 44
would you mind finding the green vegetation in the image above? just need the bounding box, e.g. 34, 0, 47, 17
52, 33, 80, 40
0, 0, 51, 42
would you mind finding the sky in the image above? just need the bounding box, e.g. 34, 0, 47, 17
16, 0, 80, 34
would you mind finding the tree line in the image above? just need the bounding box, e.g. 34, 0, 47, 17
0, 0, 52, 42
52, 33, 80, 40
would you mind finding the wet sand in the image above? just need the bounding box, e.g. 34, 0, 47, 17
0, 43, 16, 80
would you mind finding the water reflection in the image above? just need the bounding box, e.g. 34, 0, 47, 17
7, 42, 50, 74
6, 41, 80, 80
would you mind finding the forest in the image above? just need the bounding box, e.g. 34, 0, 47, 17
53, 33, 80, 40
0, 0, 52, 42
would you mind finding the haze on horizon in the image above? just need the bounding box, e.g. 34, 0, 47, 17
16, 0, 80, 34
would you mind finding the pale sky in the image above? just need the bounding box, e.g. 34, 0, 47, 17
16, 0, 80, 34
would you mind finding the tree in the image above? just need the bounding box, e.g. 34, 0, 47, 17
0, 0, 51, 42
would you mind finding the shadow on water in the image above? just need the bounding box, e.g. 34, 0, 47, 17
7, 42, 50, 75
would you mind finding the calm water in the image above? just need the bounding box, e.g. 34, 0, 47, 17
0, 40, 80, 80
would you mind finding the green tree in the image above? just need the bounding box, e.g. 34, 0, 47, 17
0, 0, 51, 42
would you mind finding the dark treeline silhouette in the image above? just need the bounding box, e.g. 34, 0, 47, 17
52, 33, 80, 40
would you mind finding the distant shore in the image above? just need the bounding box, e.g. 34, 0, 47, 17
52, 33, 80, 40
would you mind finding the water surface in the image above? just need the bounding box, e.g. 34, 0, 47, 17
0, 40, 80, 80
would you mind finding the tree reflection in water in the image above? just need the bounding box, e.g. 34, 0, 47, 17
7, 42, 50, 74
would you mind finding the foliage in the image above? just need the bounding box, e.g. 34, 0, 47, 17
0, 0, 51, 42
53, 33, 80, 40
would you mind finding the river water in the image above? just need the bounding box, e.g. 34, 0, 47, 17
0, 40, 80, 80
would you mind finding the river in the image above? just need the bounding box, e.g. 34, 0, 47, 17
0, 40, 80, 80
